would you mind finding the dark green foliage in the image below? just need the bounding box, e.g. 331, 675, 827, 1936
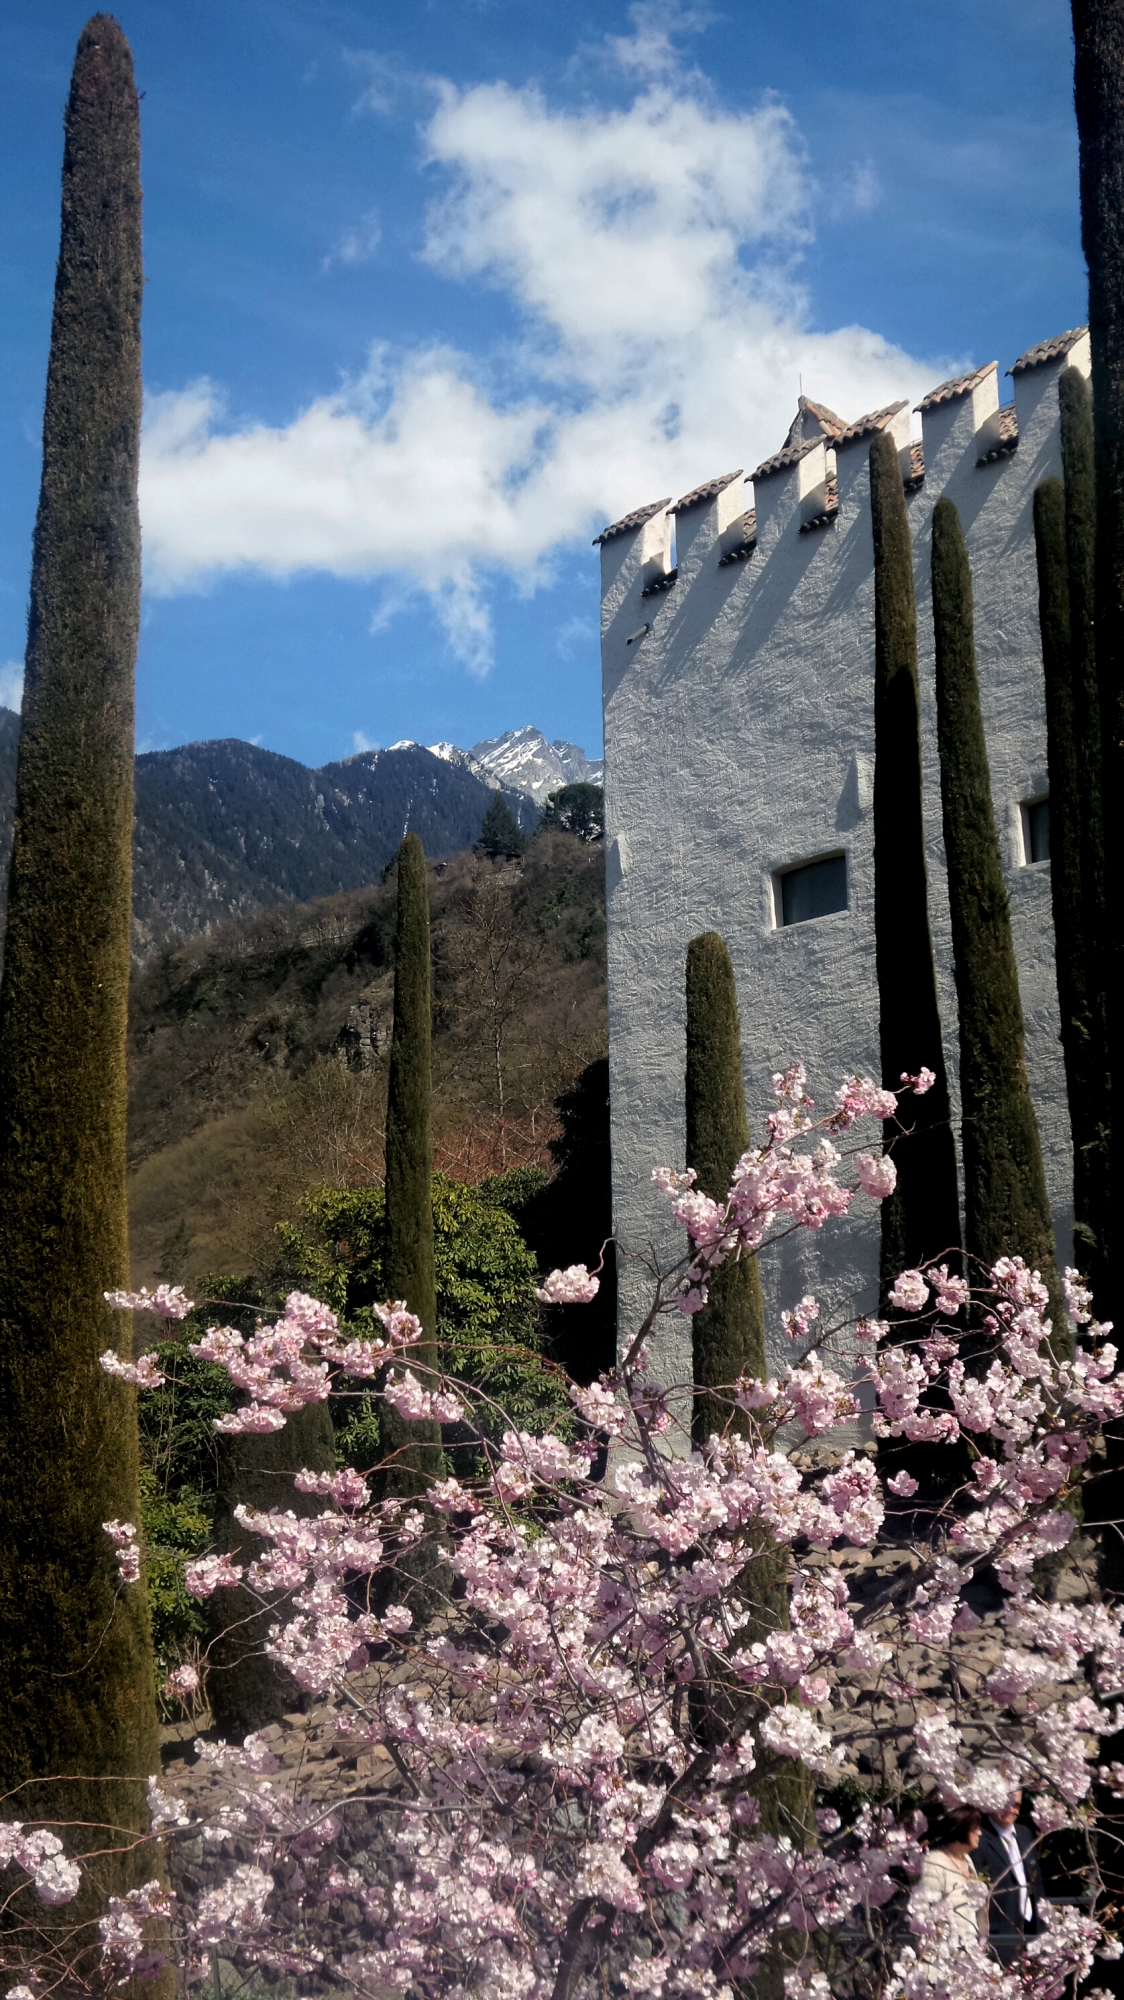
539, 782, 605, 843
1072, 1, 1124, 1317
277, 1174, 571, 1469
869, 432, 961, 1292
930, 499, 1065, 1334
684, 936, 811, 1859
1034, 461, 1109, 1304
684, 934, 767, 1445
381, 833, 442, 1492
478, 791, 527, 859
519, 1059, 618, 1383
1060, 367, 1110, 1297
0, 15, 161, 1907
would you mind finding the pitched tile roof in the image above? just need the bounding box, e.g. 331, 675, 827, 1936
592, 497, 671, 546
784, 395, 846, 444
916, 361, 997, 413
837, 399, 909, 447
750, 435, 824, 483
671, 470, 743, 514
800, 481, 840, 533
977, 404, 1019, 465
1009, 326, 1088, 375
905, 442, 925, 490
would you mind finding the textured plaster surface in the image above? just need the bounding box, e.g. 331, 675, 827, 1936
601, 334, 1087, 1401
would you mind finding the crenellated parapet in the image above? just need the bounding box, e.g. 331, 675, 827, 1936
598, 324, 1091, 1396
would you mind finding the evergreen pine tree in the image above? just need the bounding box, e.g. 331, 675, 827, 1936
478, 792, 526, 859
0, 14, 160, 1916
380, 833, 443, 1498
868, 430, 961, 1290
684, 932, 767, 1445
930, 499, 1065, 1336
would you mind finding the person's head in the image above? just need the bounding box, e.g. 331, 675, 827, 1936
929, 1805, 982, 1855
989, 1791, 1022, 1829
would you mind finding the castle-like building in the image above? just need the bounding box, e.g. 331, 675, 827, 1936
597, 326, 1088, 1392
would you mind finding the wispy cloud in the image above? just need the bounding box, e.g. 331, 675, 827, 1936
322, 208, 382, 272
0, 658, 24, 712
139, 13, 952, 676
351, 729, 378, 753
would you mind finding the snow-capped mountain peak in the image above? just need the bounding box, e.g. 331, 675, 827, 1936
459, 726, 603, 805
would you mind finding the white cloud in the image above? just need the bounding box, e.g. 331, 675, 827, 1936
351, 729, 379, 753
557, 614, 595, 660
0, 659, 24, 712
139, 24, 955, 673
322, 208, 382, 272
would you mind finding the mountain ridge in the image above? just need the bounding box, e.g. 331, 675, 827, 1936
0, 710, 602, 957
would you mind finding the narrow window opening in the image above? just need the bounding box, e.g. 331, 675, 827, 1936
1022, 797, 1050, 865
777, 853, 848, 927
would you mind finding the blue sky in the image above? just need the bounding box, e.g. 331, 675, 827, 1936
0, 1, 1084, 767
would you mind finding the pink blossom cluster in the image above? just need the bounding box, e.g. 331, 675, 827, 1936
103, 1283, 193, 1319
536, 1263, 601, 1305
9, 1063, 1118, 2000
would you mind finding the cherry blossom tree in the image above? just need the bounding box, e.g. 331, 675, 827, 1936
3, 1062, 1124, 2000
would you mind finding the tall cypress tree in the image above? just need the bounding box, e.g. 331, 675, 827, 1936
381, 832, 442, 1497
868, 431, 961, 1291
684, 935, 811, 1862
1034, 451, 1109, 1309
685, 933, 767, 1445
1060, 365, 1110, 1299
1072, 0, 1124, 1308
0, 13, 159, 1914
930, 499, 1065, 1336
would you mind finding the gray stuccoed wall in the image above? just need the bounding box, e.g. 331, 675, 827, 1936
599, 327, 1087, 1404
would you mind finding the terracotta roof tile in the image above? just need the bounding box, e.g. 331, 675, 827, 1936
592, 497, 671, 546
671, 470, 743, 514
717, 511, 758, 567
800, 480, 840, 533
837, 399, 909, 447
916, 361, 997, 413
1009, 327, 1088, 375
905, 442, 925, 490
750, 435, 824, 483
977, 404, 1019, 465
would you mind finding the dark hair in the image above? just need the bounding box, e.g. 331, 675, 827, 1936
929, 1804, 982, 1850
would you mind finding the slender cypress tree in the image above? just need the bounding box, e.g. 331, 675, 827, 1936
868, 431, 961, 1291
0, 14, 159, 1913
1072, 0, 1124, 1307
685, 932, 767, 1445
684, 935, 811, 1862
930, 499, 1065, 1337
1060, 365, 1110, 1298
381, 832, 442, 1496
1034, 455, 1109, 1308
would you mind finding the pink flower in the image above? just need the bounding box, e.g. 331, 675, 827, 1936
535, 1264, 600, 1305
931, 1265, 970, 1315
781, 1295, 820, 1342
184, 1553, 244, 1599
887, 1471, 919, 1497
214, 1403, 288, 1434
99, 1348, 166, 1388
888, 1269, 930, 1312
104, 1283, 193, 1319
855, 1152, 897, 1199
165, 1664, 200, 1697
834, 1076, 898, 1126
900, 1067, 936, 1095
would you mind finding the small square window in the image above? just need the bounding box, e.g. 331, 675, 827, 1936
777, 853, 848, 927
1022, 797, 1050, 865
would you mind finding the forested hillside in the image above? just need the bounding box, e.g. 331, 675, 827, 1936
126, 827, 607, 1287
0, 712, 535, 955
